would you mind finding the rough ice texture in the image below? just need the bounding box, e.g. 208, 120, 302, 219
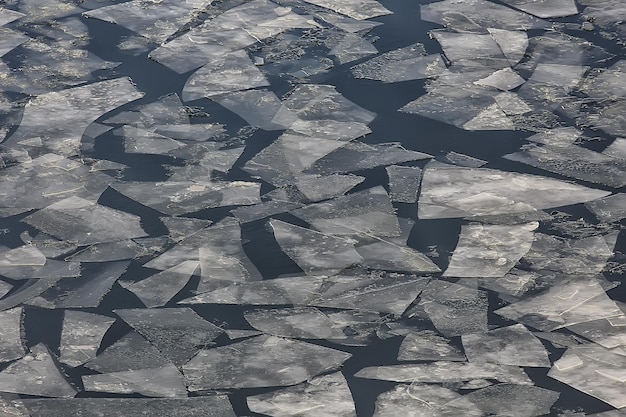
464, 384, 560, 416
59, 311, 115, 367
302, 0, 392, 20
0, 307, 25, 363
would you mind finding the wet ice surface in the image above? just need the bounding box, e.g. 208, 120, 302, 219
0, 0, 625, 416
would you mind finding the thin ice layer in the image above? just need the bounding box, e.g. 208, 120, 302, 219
463, 384, 560, 417
417, 163, 610, 219
585, 194, 626, 223
247, 372, 356, 417
0, 307, 25, 363
443, 222, 538, 278
213, 89, 298, 130
397, 330, 466, 362
386, 165, 422, 203
302, 0, 392, 20
499, 0, 578, 18
183, 335, 351, 390
59, 311, 115, 367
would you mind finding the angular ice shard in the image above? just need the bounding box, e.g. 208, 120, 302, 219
112, 180, 261, 216
373, 383, 482, 417
120, 261, 198, 308
464, 384, 560, 416
525, 127, 582, 147
0, 244, 45, 267
417, 163, 611, 219
355, 362, 532, 384
462, 324, 550, 367
0, 344, 77, 398
230, 201, 304, 223
26, 261, 130, 309
548, 345, 626, 409
114, 308, 224, 366
291, 187, 401, 237
586, 194, 626, 223
474, 68, 526, 91
295, 174, 365, 202
567, 317, 626, 350
182, 51, 270, 101
0, 154, 114, 209
64, 240, 146, 262
303, 0, 391, 20
161, 217, 212, 242
116, 126, 185, 155
441, 152, 487, 168
500, 0, 577, 18
487, 29, 528, 66
105, 93, 189, 127
248, 372, 356, 417
84, 0, 212, 43
328, 33, 378, 65
386, 165, 422, 203
0, 8, 25, 26
443, 222, 537, 278
82, 363, 186, 397
269, 219, 363, 275
462, 103, 515, 131
581, 61, 626, 100
183, 335, 351, 390
23, 197, 147, 245
356, 237, 441, 274
495, 275, 624, 331
504, 144, 626, 188
287, 119, 372, 141
4, 78, 143, 156
21, 396, 235, 417
432, 30, 508, 66
214, 89, 298, 130
0, 28, 29, 58
59, 311, 115, 367
397, 330, 466, 362
603, 138, 626, 159
0, 307, 25, 363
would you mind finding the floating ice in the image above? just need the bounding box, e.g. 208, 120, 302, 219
316, 12, 382, 33
386, 165, 422, 203
464, 384, 560, 416
0, 28, 29, 58
303, 0, 392, 20
247, 372, 356, 417
441, 151, 487, 168
295, 174, 365, 202
500, 0, 578, 18
581, 60, 626, 100
116, 126, 186, 155
160, 217, 212, 242
417, 163, 611, 219
114, 307, 224, 366
0, 307, 25, 363
475, 67, 526, 91
603, 138, 626, 159
462, 324, 550, 367
487, 28, 529, 66
287, 119, 372, 140
59, 311, 115, 367
0, 344, 77, 398
65, 240, 147, 262
397, 329, 466, 362
21, 396, 235, 417
585, 194, 626, 223
0, 244, 45, 267
269, 219, 363, 275
230, 200, 304, 223
0, 8, 25, 26
22, 196, 147, 245
548, 345, 626, 409
183, 334, 351, 390
567, 317, 626, 350
443, 222, 538, 278
432, 30, 508, 66
214, 89, 298, 130
328, 33, 377, 65
82, 363, 186, 397
3, 78, 144, 156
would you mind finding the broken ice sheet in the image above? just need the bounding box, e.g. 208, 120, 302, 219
443, 222, 538, 278
431, 30, 509, 67
581, 60, 626, 100
303, 0, 391, 20
21, 397, 236, 417
418, 280, 489, 336
104, 93, 189, 128
0, 8, 25, 26
247, 372, 356, 417
500, 0, 578, 17
22, 196, 147, 245
112, 180, 261, 216
462, 324, 550, 367
84, 0, 212, 43
183, 334, 351, 390
116, 126, 186, 155
603, 137, 626, 159
464, 384, 560, 417
182, 50, 270, 101
0, 343, 77, 398
119, 261, 198, 308
0, 244, 45, 267
213, 89, 298, 130
440, 151, 487, 168
355, 361, 532, 384
504, 144, 626, 188
327, 33, 377, 65
58, 310, 115, 367
495, 275, 624, 331
372, 383, 482, 417
26, 261, 129, 309
82, 363, 186, 397
386, 165, 422, 203
474, 67, 526, 91
230, 200, 304, 223
64, 240, 148, 262
567, 317, 626, 350
3, 78, 144, 156
585, 193, 626, 223
286, 119, 372, 141
397, 329, 466, 362
269, 219, 363, 276
548, 345, 626, 409
114, 307, 224, 366
416, 162, 610, 219
0, 307, 25, 363
0, 28, 30, 58
294, 174, 365, 202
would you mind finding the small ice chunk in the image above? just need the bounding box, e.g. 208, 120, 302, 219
462, 324, 550, 367
0, 307, 25, 363
114, 308, 224, 366
153, 123, 225, 141
462, 103, 515, 131
500, 0, 578, 18
494, 92, 533, 116
116, 126, 185, 155
567, 318, 626, 349
441, 152, 487, 168
247, 372, 356, 417
487, 28, 528, 66
397, 330, 466, 362
432, 31, 507, 65
443, 222, 538, 278
269, 219, 363, 275
475, 68, 526, 91
59, 311, 115, 367
183, 335, 351, 390
585, 193, 626, 223
64, 240, 146, 262
355, 361, 532, 384
386, 165, 422, 203
230, 201, 304, 223
295, 174, 365, 202
119, 261, 198, 308
0, 28, 30, 58
303, 0, 392, 20
161, 217, 212, 242
373, 383, 482, 417
417, 162, 611, 219
317, 12, 382, 33
21, 396, 235, 417
356, 237, 441, 274
464, 384, 560, 417
603, 138, 626, 159
0, 244, 46, 267
214, 89, 298, 130
22, 196, 147, 245
525, 127, 582, 147
287, 119, 372, 141
244, 307, 346, 340
328, 33, 377, 64
0, 344, 77, 398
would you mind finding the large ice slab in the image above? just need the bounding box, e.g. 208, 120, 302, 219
214, 89, 298, 130
0, 307, 25, 363
183, 335, 351, 390
464, 384, 560, 416
417, 163, 611, 219
59, 311, 115, 367
303, 0, 391, 20
397, 330, 466, 362
0, 8, 25, 26
82, 363, 186, 397
585, 194, 626, 223
386, 165, 422, 203
247, 372, 356, 416
500, 0, 578, 18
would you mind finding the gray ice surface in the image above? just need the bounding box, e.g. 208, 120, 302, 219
59, 311, 115, 367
